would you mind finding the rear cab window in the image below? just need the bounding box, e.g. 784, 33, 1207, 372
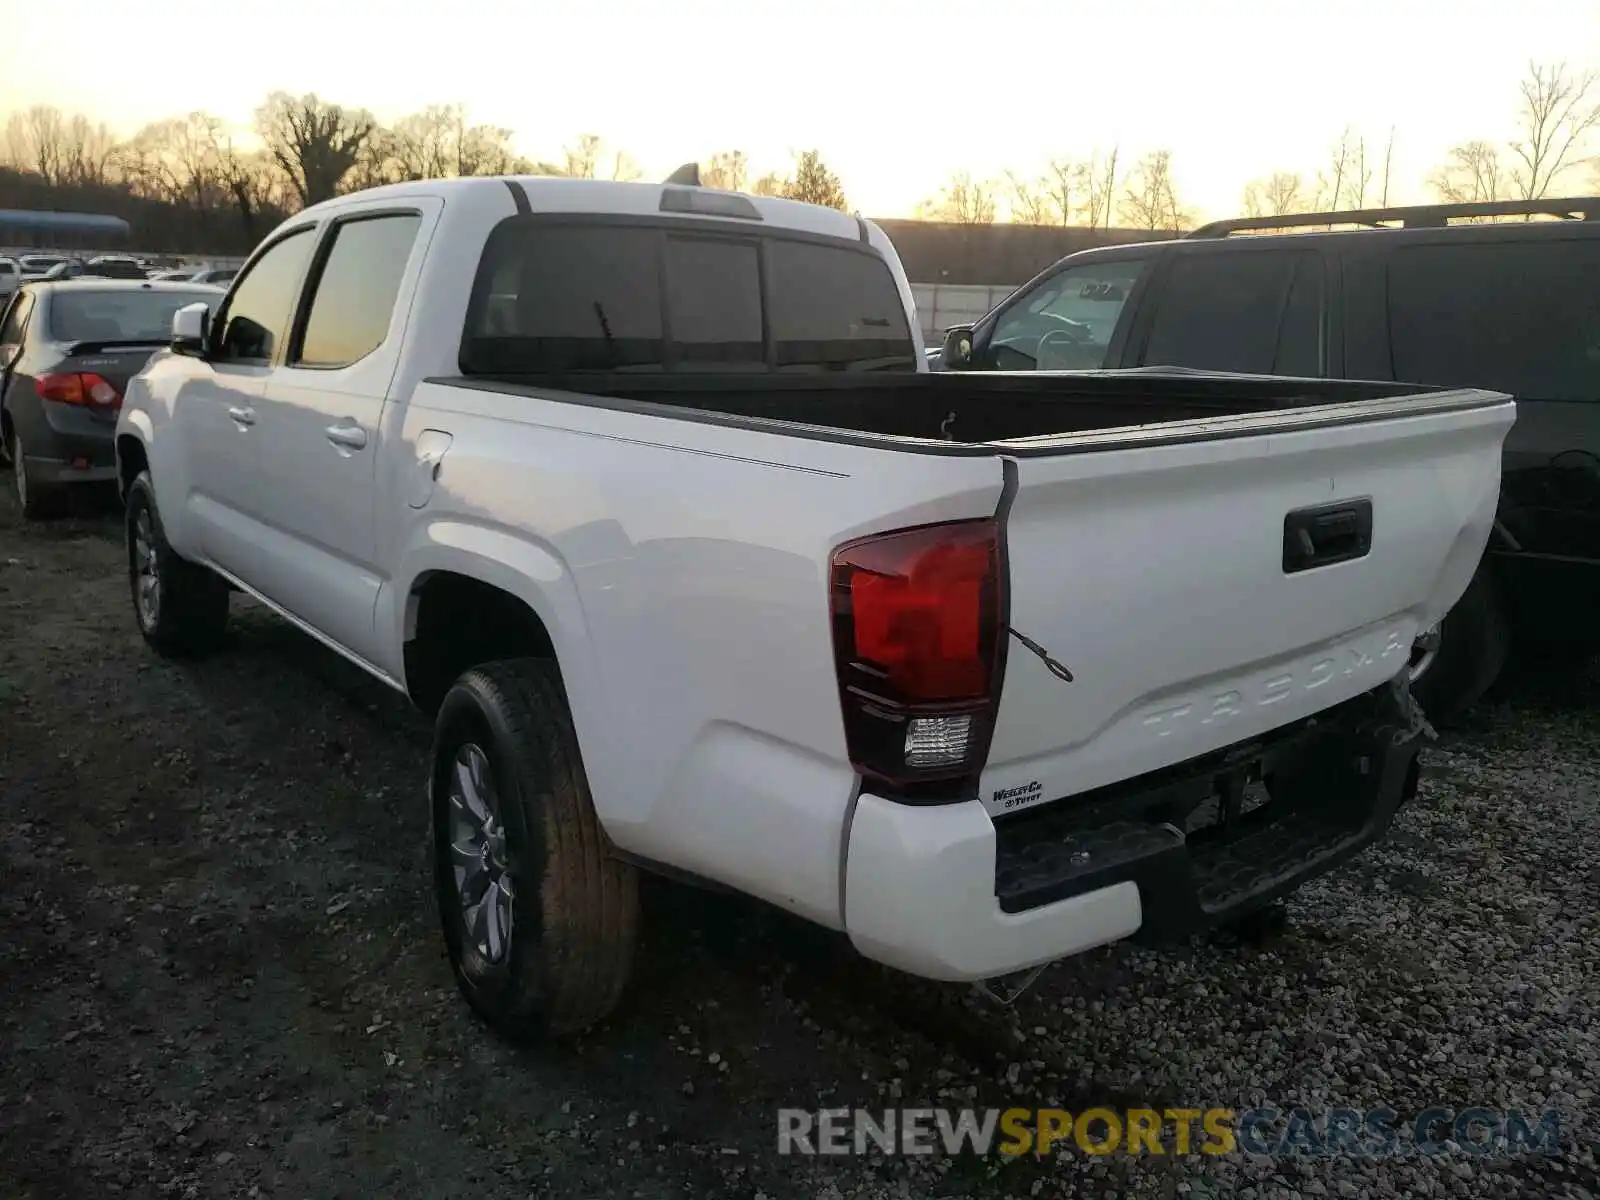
459, 218, 917, 376
48, 289, 222, 344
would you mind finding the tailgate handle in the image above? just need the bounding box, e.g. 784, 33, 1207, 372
1283, 498, 1373, 574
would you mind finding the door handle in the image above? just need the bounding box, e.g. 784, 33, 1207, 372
227, 405, 255, 427
325, 422, 367, 451
1282, 498, 1373, 574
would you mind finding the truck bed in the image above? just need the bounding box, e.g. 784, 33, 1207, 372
442, 369, 1451, 448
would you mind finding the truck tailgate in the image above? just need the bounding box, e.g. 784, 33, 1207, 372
980, 388, 1515, 817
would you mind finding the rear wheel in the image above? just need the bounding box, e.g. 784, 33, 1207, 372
9, 430, 65, 521
1409, 563, 1508, 725
431, 658, 638, 1039
125, 471, 229, 657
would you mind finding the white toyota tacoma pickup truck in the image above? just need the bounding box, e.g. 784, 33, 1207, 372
114, 174, 1514, 1037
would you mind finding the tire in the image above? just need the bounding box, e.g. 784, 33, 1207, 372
125, 470, 230, 657
1409, 562, 1509, 725
9, 430, 66, 521
431, 658, 638, 1039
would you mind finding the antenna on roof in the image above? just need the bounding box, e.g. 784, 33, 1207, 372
663, 162, 702, 187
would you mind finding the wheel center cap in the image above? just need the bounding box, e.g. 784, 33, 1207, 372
483, 828, 508, 872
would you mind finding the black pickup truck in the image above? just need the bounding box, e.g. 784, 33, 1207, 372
934, 197, 1600, 721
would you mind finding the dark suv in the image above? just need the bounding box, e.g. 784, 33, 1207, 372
936, 197, 1600, 721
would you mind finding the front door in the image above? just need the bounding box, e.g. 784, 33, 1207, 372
250, 206, 430, 666
178, 224, 320, 577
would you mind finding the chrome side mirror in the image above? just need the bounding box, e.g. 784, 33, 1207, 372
171, 302, 210, 357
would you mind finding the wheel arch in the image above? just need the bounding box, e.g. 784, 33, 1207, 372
394, 525, 618, 818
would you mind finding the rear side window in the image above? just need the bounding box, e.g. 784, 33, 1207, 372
296, 213, 422, 367
1141, 250, 1324, 376
1389, 240, 1600, 401
460, 220, 915, 375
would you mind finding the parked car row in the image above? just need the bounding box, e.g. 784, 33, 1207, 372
67, 173, 1512, 1043
0, 253, 241, 292
928, 195, 1600, 725
0, 279, 226, 516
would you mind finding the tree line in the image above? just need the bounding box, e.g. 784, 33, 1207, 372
920, 60, 1598, 229
0, 93, 852, 254
1, 60, 1595, 255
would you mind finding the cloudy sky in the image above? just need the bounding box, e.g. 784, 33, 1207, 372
4, 0, 1599, 219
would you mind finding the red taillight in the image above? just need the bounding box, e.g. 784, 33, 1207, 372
36, 371, 121, 410
830, 519, 1005, 797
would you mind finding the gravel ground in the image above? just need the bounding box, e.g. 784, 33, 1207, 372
0, 483, 1596, 1200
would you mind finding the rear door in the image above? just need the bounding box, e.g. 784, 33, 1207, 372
1379, 234, 1600, 574
249, 202, 434, 665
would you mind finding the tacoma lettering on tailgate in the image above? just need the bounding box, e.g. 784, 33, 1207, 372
1140, 628, 1409, 739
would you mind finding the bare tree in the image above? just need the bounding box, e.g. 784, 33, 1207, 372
117, 112, 231, 211
347, 128, 406, 191
1242, 171, 1308, 217
1508, 60, 1600, 199
1430, 140, 1507, 204
406, 106, 526, 178
1314, 127, 1372, 211
1120, 150, 1187, 230
216, 141, 290, 241
1005, 169, 1051, 224
255, 92, 376, 207
562, 133, 602, 178
42, 114, 118, 187
1378, 126, 1396, 206
559, 133, 639, 181
923, 170, 996, 224
1043, 158, 1091, 225
702, 150, 748, 192
1082, 147, 1119, 231
3, 105, 70, 184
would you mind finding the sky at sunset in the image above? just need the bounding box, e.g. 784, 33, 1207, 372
4, 0, 1599, 220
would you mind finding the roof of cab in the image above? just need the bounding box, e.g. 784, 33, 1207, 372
296, 175, 868, 246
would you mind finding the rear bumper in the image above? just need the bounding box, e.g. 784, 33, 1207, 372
21, 452, 117, 486
15, 401, 117, 486
842, 678, 1426, 981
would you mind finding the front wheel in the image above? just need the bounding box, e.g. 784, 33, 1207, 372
125, 471, 230, 657
431, 658, 639, 1039
1408, 564, 1508, 725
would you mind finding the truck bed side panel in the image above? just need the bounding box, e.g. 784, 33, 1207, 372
392, 381, 1004, 928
